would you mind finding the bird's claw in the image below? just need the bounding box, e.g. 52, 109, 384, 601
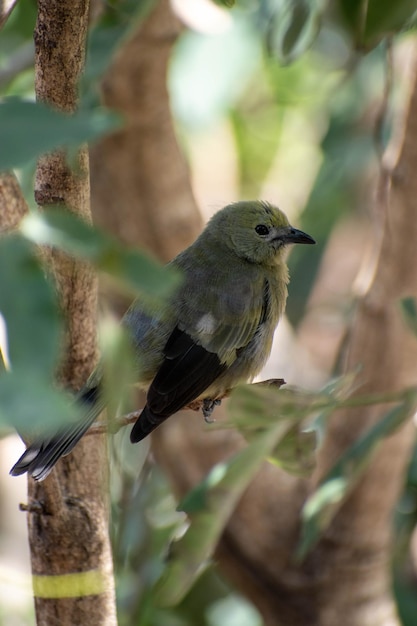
202, 398, 221, 423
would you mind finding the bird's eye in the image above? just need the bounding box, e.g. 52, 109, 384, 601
255, 224, 269, 236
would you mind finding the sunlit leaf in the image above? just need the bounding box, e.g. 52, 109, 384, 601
0, 99, 121, 170
297, 391, 417, 559
21, 210, 181, 299
207, 594, 262, 626
153, 420, 293, 606
170, 19, 261, 130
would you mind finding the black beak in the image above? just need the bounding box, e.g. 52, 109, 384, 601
285, 227, 316, 245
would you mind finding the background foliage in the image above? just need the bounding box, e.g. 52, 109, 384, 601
1, 0, 417, 624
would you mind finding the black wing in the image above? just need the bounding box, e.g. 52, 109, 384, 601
130, 326, 226, 442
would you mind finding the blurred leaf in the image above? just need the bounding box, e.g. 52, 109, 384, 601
338, 0, 417, 46
212, 0, 235, 6
99, 316, 137, 421
266, 0, 324, 64
0, 0, 36, 54
269, 424, 316, 477
227, 382, 323, 431
0, 234, 82, 434
298, 391, 417, 559
213, 0, 236, 9
0, 234, 61, 375
319, 370, 360, 398
21, 209, 181, 299
82, 0, 155, 106
0, 99, 121, 170
0, 350, 7, 373
153, 419, 293, 606
111, 425, 150, 480
400, 297, 417, 338
82, 25, 127, 104
287, 47, 381, 324
393, 572, 417, 626
0, 371, 79, 435
207, 594, 262, 626
170, 18, 261, 130
230, 100, 284, 197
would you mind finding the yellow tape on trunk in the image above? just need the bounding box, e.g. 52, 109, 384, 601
32, 569, 106, 598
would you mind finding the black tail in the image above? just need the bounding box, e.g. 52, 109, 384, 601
130, 405, 168, 443
10, 386, 104, 481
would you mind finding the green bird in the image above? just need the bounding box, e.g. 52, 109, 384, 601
10, 200, 315, 480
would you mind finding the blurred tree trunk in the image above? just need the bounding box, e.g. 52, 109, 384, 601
90, 0, 202, 264
25, 2, 117, 625
90, 1, 417, 624
306, 54, 417, 626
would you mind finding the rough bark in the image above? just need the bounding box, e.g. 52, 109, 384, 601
90, 1, 417, 623
26, 2, 117, 625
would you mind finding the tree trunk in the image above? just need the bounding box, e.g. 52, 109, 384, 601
25, 2, 117, 625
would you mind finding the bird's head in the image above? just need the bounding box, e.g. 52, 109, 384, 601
207, 201, 315, 265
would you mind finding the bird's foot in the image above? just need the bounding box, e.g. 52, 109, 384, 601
202, 398, 222, 423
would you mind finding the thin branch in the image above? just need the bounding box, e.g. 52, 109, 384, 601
85, 380, 416, 438
86, 379, 287, 435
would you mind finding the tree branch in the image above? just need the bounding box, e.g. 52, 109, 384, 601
85, 378, 287, 435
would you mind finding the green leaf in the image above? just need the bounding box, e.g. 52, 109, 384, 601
0, 99, 121, 170
225, 382, 327, 433
297, 391, 417, 559
84, 25, 128, 92
269, 424, 317, 477
170, 19, 261, 130
230, 101, 284, 198
153, 420, 293, 606
20, 210, 181, 299
0, 234, 62, 375
0, 370, 79, 435
338, 0, 417, 46
98, 316, 137, 421
400, 297, 417, 338
267, 0, 324, 64
0, 234, 82, 435
212, 0, 235, 6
